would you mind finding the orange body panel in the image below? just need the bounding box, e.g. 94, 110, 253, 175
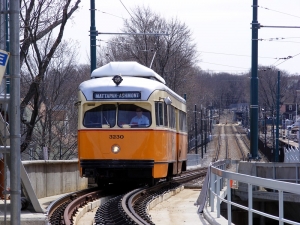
78, 129, 186, 178
177, 132, 188, 173
78, 129, 175, 160
153, 164, 168, 178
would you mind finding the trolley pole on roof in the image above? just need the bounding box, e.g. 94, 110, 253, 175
250, 0, 259, 158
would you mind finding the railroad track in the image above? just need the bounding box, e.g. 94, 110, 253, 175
214, 126, 222, 161
235, 135, 246, 161
213, 123, 252, 162
215, 124, 231, 161
47, 187, 103, 225
47, 168, 207, 225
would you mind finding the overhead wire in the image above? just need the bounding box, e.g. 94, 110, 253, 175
273, 52, 300, 67
255, 37, 300, 41
198, 50, 275, 59
95, 9, 125, 19
97, 39, 131, 46
258, 6, 300, 19
270, 59, 281, 67
93, 3, 298, 74
200, 61, 249, 69
256, 39, 300, 44
97, 37, 298, 73
119, 0, 135, 21
97, 37, 296, 72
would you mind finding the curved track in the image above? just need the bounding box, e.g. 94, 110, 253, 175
47, 168, 207, 225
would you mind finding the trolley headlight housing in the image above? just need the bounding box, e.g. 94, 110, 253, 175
111, 145, 120, 154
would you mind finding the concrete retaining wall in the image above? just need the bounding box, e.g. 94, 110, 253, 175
22, 160, 88, 198
238, 162, 300, 192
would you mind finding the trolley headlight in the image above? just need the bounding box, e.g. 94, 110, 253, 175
111, 145, 120, 154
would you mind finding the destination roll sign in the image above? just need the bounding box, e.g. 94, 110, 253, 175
93, 91, 141, 100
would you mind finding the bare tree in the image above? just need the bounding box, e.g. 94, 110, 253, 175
100, 6, 198, 91
257, 66, 289, 111
19, 0, 81, 153
21, 40, 90, 160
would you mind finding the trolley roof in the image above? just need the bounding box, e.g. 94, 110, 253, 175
91, 61, 166, 84
79, 76, 186, 103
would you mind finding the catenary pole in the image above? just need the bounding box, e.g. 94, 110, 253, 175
275, 71, 280, 162
201, 108, 203, 158
9, 0, 21, 223
205, 108, 207, 153
250, 0, 259, 158
194, 104, 197, 154
90, 0, 96, 73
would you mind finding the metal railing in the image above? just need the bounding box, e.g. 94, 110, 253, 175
209, 160, 300, 225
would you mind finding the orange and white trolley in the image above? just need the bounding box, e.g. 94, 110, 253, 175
77, 62, 187, 186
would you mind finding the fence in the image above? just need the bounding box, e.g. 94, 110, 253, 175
284, 147, 300, 163
207, 160, 300, 225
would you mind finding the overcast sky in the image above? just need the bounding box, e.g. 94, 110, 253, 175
64, 0, 300, 75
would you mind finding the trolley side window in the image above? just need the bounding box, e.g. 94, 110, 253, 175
83, 104, 116, 128
155, 102, 164, 126
164, 103, 168, 127
168, 105, 176, 130
155, 102, 168, 127
179, 110, 187, 132
118, 104, 151, 128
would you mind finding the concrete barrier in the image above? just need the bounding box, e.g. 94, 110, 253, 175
238, 162, 300, 191
22, 160, 88, 198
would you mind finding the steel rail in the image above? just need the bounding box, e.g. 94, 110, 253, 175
64, 190, 102, 225
47, 187, 99, 225
121, 188, 148, 225
235, 135, 246, 161
121, 168, 208, 225
214, 127, 221, 161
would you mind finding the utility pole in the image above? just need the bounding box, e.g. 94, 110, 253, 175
250, 0, 259, 158
194, 104, 197, 154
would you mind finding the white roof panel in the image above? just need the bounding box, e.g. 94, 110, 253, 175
91, 61, 166, 84
79, 76, 185, 103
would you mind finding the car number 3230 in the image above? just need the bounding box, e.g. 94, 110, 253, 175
109, 135, 124, 139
